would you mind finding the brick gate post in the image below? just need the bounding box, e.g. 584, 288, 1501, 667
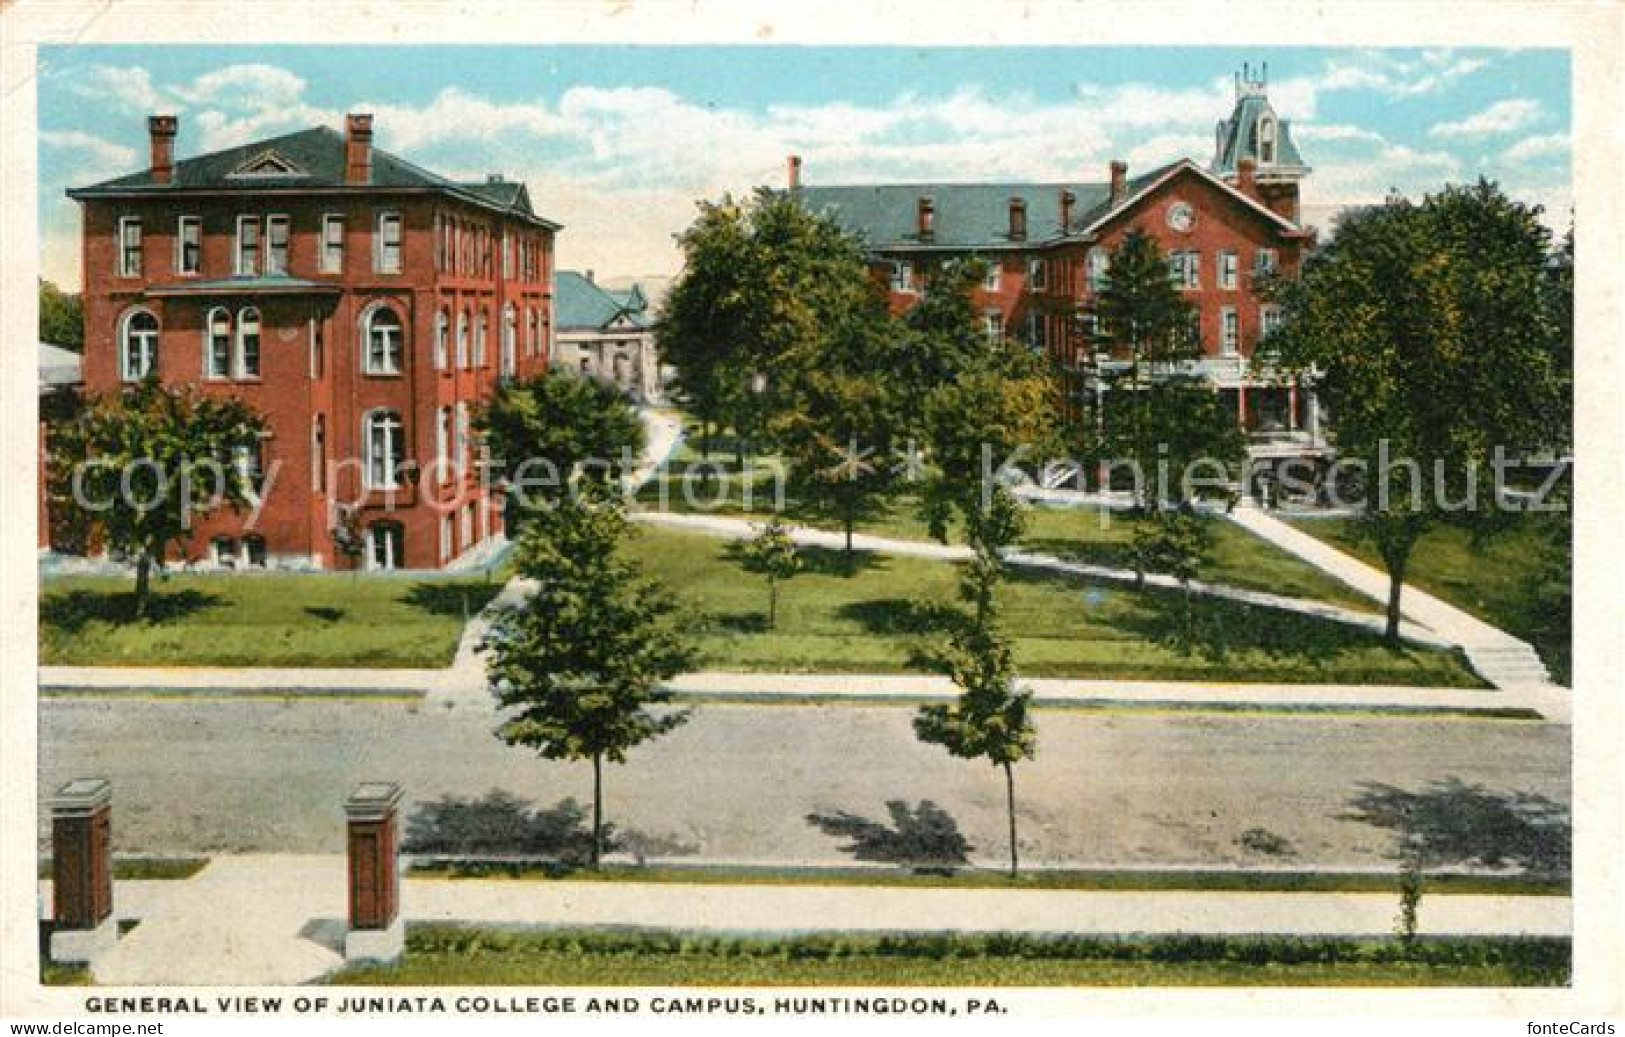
343, 782, 404, 963
49, 778, 116, 963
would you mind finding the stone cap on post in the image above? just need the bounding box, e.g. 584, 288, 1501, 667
344, 782, 402, 822
51, 778, 112, 817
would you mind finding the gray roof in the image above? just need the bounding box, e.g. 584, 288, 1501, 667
1211, 93, 1309, 177
68, 125, 557, 227
793, 163, 1179, 251
40, 342, 81, 389
555, 271, 649, 331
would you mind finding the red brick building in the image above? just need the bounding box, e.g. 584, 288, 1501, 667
68, 114, 558, 570
792, 71, 1321, 455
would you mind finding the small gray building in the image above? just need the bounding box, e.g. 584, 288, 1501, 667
550, 271, 663, 403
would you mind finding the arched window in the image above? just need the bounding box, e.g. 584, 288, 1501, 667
363, 409, 404, 489
366, 520, 404, 571
362, 305, 403, 375
236, 306, 261, 378
456, 310, 470, 369
474, 310, 488, 367
119, 309, 159, 381
434, 310, 449, 370
204, 307, 231, 379
1258, 115, 1277, 165
501, 304, 517, 378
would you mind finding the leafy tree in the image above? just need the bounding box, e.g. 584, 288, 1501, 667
805, 800, 973, 875
330, 504, 365, 576
1264, 181, 1565, 641
483, 488, 697, 868
478, 370, 646, 517
48, 380, 264, 617
886, 258, 1008, 437
734, 517, 801, 628
39, 279, 83, 350
914, 544, 1036, 877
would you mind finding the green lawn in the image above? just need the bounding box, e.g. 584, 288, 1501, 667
638, 439, 1374, 612
1288, 516, 1571, 685
630, 527, 1482, 686
39, 568, 508, 668
327, 927, 1570, 987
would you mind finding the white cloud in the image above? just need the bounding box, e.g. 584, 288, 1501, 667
174, 64, 308, 110
67, 65, 161, 114
1319, 50, 1487, 98
1502, 133, 1570, 163
1429, 99, 1542, 139
40, 130, 137, 172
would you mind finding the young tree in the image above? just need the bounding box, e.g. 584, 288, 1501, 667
913, 546, 1036, 877
735, 517, 801, 628
49, 380, 264, 617
483, 489, 697, 868
39, 279, 83, 350
478, 370, 647, 517
1264, 182, 1565, 641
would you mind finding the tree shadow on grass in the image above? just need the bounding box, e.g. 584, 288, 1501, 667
401, 581, 505, 619
708, 611, 770, 635
1112, 583, 1405, 666
796, 545, 882, 578
806, 799, 974, 875
1341, 777, 1571, 876
403, 790, 698, 871
39, 588, 222, 632
837, 598, 970, 638
1023, 536, 1136, 572
304, 606, 345, 623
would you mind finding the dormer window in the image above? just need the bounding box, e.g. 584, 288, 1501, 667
916, 196, 935, 240
1008, 197, 1027, 241
1257, 115, 1277, 165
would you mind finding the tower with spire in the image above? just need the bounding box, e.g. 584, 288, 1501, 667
1211, 62, 1311, 223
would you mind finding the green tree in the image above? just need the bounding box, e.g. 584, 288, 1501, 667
483, 490, 697, 868
478, 370, 647, 517
48, 380, 263, 617
734, 517, 801, 628
39, 279, 83, 351
1264, 181, 1564, 641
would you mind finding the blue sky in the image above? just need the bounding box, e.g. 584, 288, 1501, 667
37, 45, 1571, 286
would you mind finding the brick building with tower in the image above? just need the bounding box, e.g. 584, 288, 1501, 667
790, 67, 1322, 460
67, 113, 558, 570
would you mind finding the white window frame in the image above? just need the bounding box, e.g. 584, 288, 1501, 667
440, 514, 454, 562
1254, 248, 1279, 280
502, 232, 513, 280
203, 307, 232, 379
1220, 306, 1239, 357
264, 214, 291, 275
434, 310, 449, 370
1260, 303, 1283, 340
1026, 258, 1046, 292
501, 304, 517, 377
234, 215, 260, 276
982, 311, 1003, 341
458, 504, 473, 551
363, 409, 404, 490
1258, 115, 1277, 165
436, 406, 452, 474
117, 217, 142, 278
235, 306, 262, 379
474, 311, 488, 367
374, 210, 402, 274
889, 260, 914, 295
1087, 247, 1109, 291
119, 308, 159, 381
981, 262, 1001, 292
320, 214, 345, 274
365, 521, 404, 571
361, 304, 403, 376
456, 311, 470, 369
1218, 250, 1238, 290
455, 402, 470, 472
175, 215, 201, 275
311, 414, 326, 493
1169, 250, 1200, 290
527, 308, 539, 357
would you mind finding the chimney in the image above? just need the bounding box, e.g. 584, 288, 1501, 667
1237, 155, 1258, 197
487, 173, 505, 184
786, 154, 802, 190
916, 195, 935, 240
148, 115, 178, 185
1058, 188, 1075, 231
585, 269, 595, 284
1008, 197, 1027, 241
1109, 160, 1128, 206
344, 113, 374, 185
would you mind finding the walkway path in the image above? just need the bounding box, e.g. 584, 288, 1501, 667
43, 856, 1570, 985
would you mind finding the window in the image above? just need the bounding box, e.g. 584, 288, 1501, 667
309, 316, 324, 379
982, 263, 1001, 292
1027, 312, 1045, 350
983, 312, 1004, 341
502, 232, 513, 279
243, 535, 267, 568
321, 215, 344, 273
1260, 304, 1284, 340
501, 304, 517, 378
119, 309, 158, 381
265, 215, 290, 274
204, 307, 231, 378
1218, 250, 1238, 290
456, 311, 470, 369
210, 536, 238, 567
1168, 250, 1200, 289
1187, 312, 1203, 353
176, 216, 201, 275
366, 521, 404, 571
1086, 247, 1109, 291
459, 505, 473, 551
434, 310, 449, 370
375, 211, 402, 273
311, 414, 326, 492
436, 406, 452, 474
1220, 306, 1239, 357
1026, 258, 1047, 291
233, 441, 265, 497
474, 311, 488, 367
889, 260, 913, 294
363, 410, 404, 489
1258, 115, 1277, 165
455, 402, 470, 471
235, 216, 260, 275
580, 356, 592, 374
236, 307, 261, 378
527, 308, 539, 357
118, 217, 142, 277
1254, 248, 1278, 280
440, 514, 454, 562
362, 306, 403, 375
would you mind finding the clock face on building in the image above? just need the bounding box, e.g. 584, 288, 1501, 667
1167, 201, 1195, 233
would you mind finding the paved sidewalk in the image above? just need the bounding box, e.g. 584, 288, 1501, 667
42, 855, 1571, 985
